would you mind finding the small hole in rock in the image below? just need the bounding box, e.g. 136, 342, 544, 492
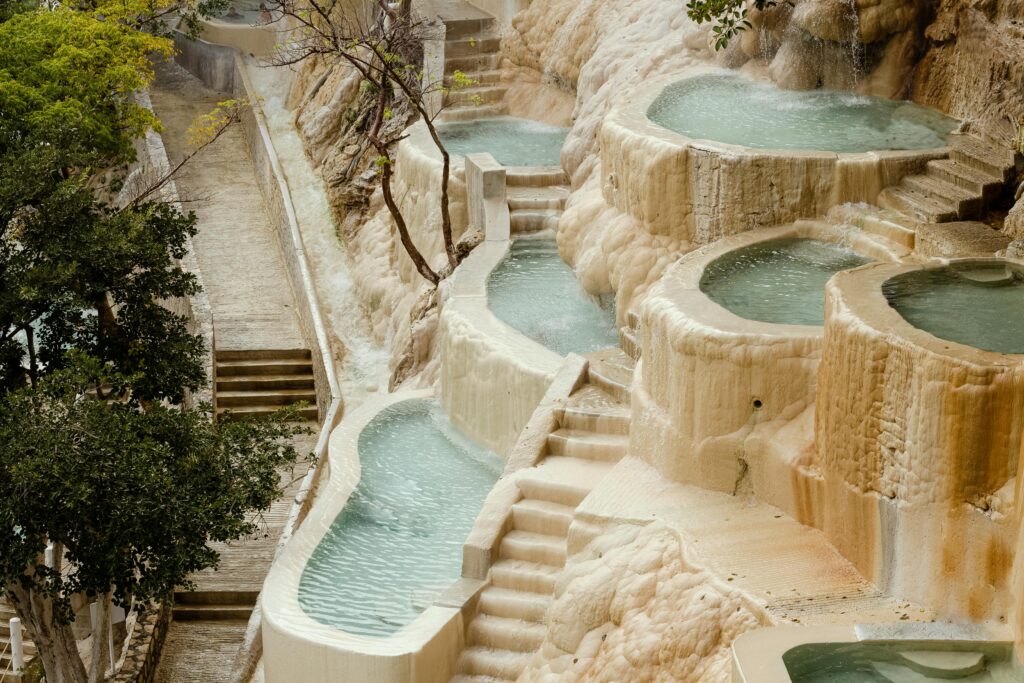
752, 399, 763, 410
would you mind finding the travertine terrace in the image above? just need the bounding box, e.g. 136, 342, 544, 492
97, 0, 1024, 682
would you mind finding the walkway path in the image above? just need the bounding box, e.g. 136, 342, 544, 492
149, 58, 318, 682
149, 59, 304, 354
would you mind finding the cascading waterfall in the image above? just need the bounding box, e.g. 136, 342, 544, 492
843, 0, 864, 86
243, 59, 390, 407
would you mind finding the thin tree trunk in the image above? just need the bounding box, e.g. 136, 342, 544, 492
24, 325, 37, 388
88, 592, 111, 683
418, 115, 457, 269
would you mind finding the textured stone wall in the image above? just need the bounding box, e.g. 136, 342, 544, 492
112, 605, 171, 683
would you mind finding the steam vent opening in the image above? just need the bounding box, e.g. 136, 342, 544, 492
884, 262, 1024, 355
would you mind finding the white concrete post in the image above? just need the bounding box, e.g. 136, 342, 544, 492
465, 153, 510, 241
9, 617, 24, 673
44, 542, 54, 569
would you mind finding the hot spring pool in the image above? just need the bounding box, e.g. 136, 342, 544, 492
438, 116, 568, 167
487, 239, 618, 356
884, 262, 1024, 355
297, 399, 502, 637
648, 73, 957, 153
700, 238, 871, 326
784, 641, 1020, 682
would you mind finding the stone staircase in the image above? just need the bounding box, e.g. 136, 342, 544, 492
877, 132, 1020, 223
214, 349, 318, 422
0, 600, 33, 682
451, 353, 634, 682
619, 310, 641, 362
506, 167, 570, 236
441, 14, 507, 122
171, 589, 256, 623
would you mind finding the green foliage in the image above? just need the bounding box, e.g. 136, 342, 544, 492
0, 7, 172, 166
685, 0, 777, 50
0, 366, 309, 622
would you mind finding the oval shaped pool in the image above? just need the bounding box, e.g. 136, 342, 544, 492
297, 399, 502, 637
700, 237, 872, 326
784, 641, 1017, 682
487, 239, 618, 356
439, 116, 568, 167
648, 73, 957, 153
883, 262, 1024, 355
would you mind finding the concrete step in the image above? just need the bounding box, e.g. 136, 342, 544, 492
216, 404, 318, 422
489, 559, 561, 595
927, 159, 1005, 201
216, 388, 316, 408
440, 103, 508, 122
511, 499, 574, 537
458, 646, 532, 680
468, 614, 547, 652
216, 373, 315, 392
445, 69, 502, 87
510, 209, 561, 234
826, 205, 917, 250
619, 325, 640, 361
902, 174, 983, 219
175, 590, 259, 606
515, 456, 612, 507
506, 186, 569, 211
505, 167, 568, 187
555, 386, 630, 435
547, 429, 628, 462
450, 675, 507, 683
442, 17, 495, 40
445, 53, 500, 74
476, 586, 551, 622
172, 603, 253, 621
949, 133, 1018, 181
587, 363, 633, 404
215, 348, 310, 362
215, 359, 313, 377
445, 36, 501, 57
499, 530, 566, 567
877, 185, 959, 223
444, 85, 508, 107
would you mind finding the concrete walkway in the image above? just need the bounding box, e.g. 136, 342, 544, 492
149, 59, 304, 353
149, 58, 318, 683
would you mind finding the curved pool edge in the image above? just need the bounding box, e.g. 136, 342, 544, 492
440, 240, 564, 456
601, 67, 951, 242
261, 389, 474, 683
631, 222, 896, 492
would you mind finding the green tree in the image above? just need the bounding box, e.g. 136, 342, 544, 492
0, 367, 308, 683
686, 0, 778, 50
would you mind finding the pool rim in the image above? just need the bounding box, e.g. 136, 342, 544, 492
261, 389, 482, 678
832, 257, 1024, 364
635, 67, 956, 159
674, 223, 890, 339
731, 623, 1015, 682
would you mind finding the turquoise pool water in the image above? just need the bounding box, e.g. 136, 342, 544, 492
700, 238, 871, 326
298, 399, 502, 637
439, 116, 568, 167
784, 641, 1020, 682
487, 239, 619, 356
648, 73, 957, 153
884, 262, 1024, 355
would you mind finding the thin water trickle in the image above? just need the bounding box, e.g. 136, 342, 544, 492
244, 60, 390, 404
487, 239, 619, 356
297, 399, 502, 636
438, 116, 568, 167
884, 263, 1024, 355
700, 237, 871, 326
648, 73, 957, 152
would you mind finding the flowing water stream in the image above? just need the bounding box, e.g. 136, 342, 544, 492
244, 60, 390, 407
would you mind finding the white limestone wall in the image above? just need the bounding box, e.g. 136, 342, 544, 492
814, 260, 1022, 619
439, 241, 563, 455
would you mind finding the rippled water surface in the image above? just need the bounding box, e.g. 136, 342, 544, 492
487, 239, 619, 356
439, 116, 568, 167
648, 73, 956, 152
298, 399, 502, 636
884, 263, 1024, 354
700, 238, 871, 326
